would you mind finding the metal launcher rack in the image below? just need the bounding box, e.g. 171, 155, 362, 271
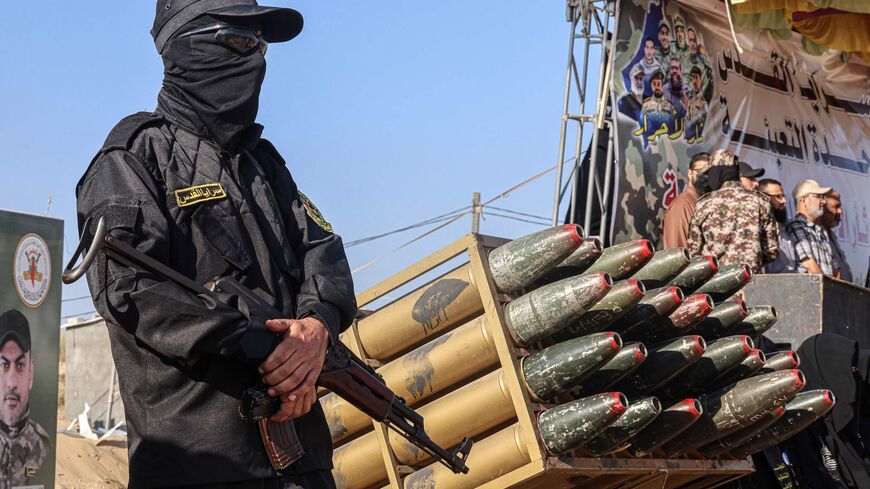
325, 233, 753, 489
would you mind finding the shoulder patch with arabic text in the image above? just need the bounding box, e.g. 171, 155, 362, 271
175, 183, 227, 207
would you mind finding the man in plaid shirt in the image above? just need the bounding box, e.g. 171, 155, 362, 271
785, 179, 838, 276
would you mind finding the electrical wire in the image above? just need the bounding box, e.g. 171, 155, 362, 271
483, 211, 551, 226
351, 162, 563, 275
484, 206, 551, 222
345, 206, 470, 248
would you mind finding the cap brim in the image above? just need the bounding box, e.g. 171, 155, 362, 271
209, 5, 303, 43
0, 331, 28, 352
742, 168, 765, 178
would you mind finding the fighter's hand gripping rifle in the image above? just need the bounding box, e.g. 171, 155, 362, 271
63, 216, 473, 474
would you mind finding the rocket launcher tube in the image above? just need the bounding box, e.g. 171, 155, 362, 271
332, 369, 515, 489
401, 424, 530, 489
324, 314, 498, 444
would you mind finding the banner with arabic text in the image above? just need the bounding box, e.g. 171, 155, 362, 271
609, 0, 870, 284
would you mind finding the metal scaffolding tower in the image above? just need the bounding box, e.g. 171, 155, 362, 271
551, 0, 620, 242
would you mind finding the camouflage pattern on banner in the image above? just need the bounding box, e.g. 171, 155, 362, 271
610, 0, 870, 284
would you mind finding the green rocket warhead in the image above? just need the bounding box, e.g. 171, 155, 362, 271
699, 404, 787, 458
505, 272, 613, 346
727, 306, 779, 338
707, 348, 767, 391
639, 293, 715, 343
628, 398, 703, 456
610, 286, 684, 337
729, 389, 836, 459
630, 248, 692, 289
577, 342, 648, 395
758, 351, 800, 375
538, 392, 629, 454
522, 332, 622, 401
614, 335, 707, 395
553, 280, 646, 341
538, 237, 604, 285
584, 396, 662, 456
555, 236, 603, 269
584, 240, 656, 280
660, 335, 755, 399
669, 255, 719, 294
694, 263, 753, 303
660, 369, 806, 456
488, 224, 585, 293
693, 298, 749, 339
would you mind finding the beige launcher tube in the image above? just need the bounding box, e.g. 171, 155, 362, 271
332, 369, 515, 489
356, 265, 484, 360
324, 315, 499, 444
402, 423, 530, 489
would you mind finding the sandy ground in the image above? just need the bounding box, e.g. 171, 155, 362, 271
56, 333, 129, 489
55, 431, 129, 489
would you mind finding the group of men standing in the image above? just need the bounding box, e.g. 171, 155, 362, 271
663, 149, 854, 282
618, 14, 713, 142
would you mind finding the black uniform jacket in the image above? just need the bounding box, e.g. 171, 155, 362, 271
76, 112, 356, 487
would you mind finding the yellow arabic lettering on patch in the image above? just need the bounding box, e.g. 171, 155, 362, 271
175, 183, 227, 207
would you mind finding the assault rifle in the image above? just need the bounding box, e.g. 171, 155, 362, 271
63, 216, 472, 474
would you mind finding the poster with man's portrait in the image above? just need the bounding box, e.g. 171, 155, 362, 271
0, 211, 62, 489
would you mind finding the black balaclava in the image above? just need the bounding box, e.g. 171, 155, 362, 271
692, 170, 711, 195
157, 14, 266, 150
707, 165, 739, 191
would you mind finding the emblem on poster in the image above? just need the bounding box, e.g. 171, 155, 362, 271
14, 233, 51, 308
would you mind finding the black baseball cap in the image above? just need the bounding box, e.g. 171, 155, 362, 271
739, 161, 765, 179
0, 310, 30, 353
152, 0, 304, 54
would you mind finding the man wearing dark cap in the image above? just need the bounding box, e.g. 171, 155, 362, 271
75, 1, 357, 488
0, 309, 50, 487
738, 161, 764, 191
687, 149, 779, 273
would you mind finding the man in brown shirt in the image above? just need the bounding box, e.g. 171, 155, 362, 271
663, 152, 711, 248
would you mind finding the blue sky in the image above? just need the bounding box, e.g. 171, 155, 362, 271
0, 2, 601, 319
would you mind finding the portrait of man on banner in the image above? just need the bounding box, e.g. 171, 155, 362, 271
0, 309, 50, 488
618, 1, 714, 147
